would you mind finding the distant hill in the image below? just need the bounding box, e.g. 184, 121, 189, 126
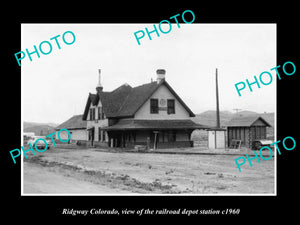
23, 121, 59, 136
192, 110, 275, 128
235, 110, 258, 116
192, 110, 234, 127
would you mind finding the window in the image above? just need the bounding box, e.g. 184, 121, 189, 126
150, 98, 158, 114
167, 99, 175, 114
98, 106, 104, 120
88, 129, 94, 141
98, 128, 106, 142
90, 108, 96, 120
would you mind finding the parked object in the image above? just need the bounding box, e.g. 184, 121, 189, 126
27, 136, 52, 150
252, 139, 273, 150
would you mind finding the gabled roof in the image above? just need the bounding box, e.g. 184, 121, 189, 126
98, 84, 133, 117
82, 80, 195, 120
226, 116, 271, 127
56, 115, 87, 130
115, 82, 158, 117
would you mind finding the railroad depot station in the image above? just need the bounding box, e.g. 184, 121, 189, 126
55, 69, 272, 150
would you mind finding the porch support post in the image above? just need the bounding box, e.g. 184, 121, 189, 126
153, 131, 159, 150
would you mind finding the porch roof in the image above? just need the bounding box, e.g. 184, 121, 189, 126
102, 119, 209, 131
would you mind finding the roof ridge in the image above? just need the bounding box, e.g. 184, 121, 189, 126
112, 83, 132, 93
131, 81, 155, 89
230, 115, 261, 120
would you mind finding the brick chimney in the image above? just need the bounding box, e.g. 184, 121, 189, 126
156, 69, 166, 83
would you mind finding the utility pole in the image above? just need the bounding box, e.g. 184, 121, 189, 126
216, 68, 220, 128
233, 108, 242, 114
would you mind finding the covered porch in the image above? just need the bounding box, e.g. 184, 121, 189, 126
103, 119, 208, 149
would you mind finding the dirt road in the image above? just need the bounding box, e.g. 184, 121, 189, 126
23, 162, 134, 194
23, 148, 275, 195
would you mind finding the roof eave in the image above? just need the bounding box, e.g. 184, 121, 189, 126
82, 93, 92, 121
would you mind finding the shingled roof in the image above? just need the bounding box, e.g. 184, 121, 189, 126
226, 116, 271, 127
82, 80, 195, 120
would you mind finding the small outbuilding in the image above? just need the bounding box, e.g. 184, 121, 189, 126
208, 128, 226, 149
55, 114, 87, 143
227, 116, 271, 149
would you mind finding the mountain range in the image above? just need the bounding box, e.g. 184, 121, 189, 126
192, 110, 274, 128
23, 121, 59, 136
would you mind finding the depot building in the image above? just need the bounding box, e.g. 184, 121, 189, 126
82, 69, 208, 149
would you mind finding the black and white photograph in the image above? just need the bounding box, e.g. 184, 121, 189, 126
21, 23, 276, 195
3, 3, 299, 221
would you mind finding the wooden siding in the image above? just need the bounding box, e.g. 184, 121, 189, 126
228, 126, 267, 148
134, 84, 190, 120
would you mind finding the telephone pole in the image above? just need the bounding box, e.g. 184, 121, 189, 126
233, 108, 242, 114
216, 68, 220, 128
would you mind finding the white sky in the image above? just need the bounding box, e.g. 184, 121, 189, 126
21, 23, 276, 124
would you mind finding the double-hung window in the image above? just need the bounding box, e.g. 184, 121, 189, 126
98, 106, 104, 120
150, 99, 158, 114
89, 108, 96, 120
167, 99, 175, 114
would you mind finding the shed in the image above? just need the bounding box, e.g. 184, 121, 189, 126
208, 128, 226, 149
226, 116, 271, 149
55, 115, 87, 142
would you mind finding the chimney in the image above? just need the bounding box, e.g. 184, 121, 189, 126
96, 69, 103, 93
156, 69, 166, 83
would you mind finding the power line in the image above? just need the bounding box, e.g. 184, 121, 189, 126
233, 108, 242, 114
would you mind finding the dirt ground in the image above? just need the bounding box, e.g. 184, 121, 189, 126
23, 162, 134, 194
23, 147, 275, 195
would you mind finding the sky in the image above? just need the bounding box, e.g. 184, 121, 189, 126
21, 23, 276, 124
